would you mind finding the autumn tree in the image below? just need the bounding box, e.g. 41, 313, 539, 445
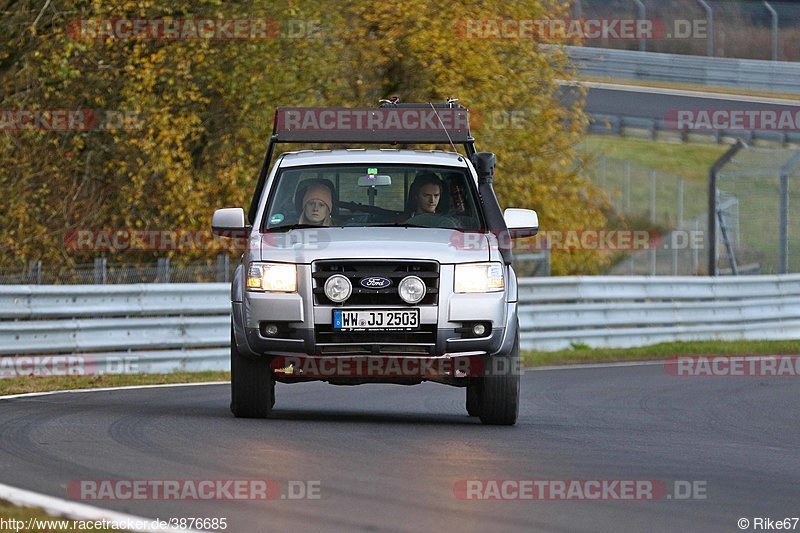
0, 0, 605, 275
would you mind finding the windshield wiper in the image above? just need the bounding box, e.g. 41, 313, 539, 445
367, 222, 428, 228
265, 224, 328, 232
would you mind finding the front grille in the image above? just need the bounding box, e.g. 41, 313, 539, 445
312, 260, 439, 306
315, 324, 437, 355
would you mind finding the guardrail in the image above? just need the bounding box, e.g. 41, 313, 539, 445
0, 284, 230, 373
1, 277, 799, 371
588, 112, 800, 146
518, 275, 800, 351
567, 46, 800, 94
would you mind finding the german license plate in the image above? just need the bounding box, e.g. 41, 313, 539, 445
333, 309, 420, 331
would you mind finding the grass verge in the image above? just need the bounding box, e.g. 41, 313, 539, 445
522, 340, 800, 367
579, 135, 727, 182
1, 341, 799, 396
0, 371, 229, 396
0, 499, 116, 532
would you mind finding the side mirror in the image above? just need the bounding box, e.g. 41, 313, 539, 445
503, 208, 538, 238
212, 208, 249, 237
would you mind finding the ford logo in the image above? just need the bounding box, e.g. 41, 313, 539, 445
360, 276, 392, 289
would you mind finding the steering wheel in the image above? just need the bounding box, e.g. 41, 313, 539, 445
407, 213, 461, 229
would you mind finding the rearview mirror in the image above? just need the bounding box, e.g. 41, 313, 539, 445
212, 207, 249, 237
357, 175, 392, 187
503, 208, 538, 238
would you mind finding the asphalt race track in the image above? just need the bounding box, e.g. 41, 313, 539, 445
1, 364, 798, 532
566, 83, 800, 119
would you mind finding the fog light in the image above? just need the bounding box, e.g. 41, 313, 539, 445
472, 323, 486, 336
263, 323, 279, 336
398, 275, 426, 304
324, 274, 352, 303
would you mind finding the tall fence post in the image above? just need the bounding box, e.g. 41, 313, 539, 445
693, 219, 700, 274
633, 0, 646, 52
764, 1, 779, 61
650, 170, 657, 224
625, 162, 631, 211
778, 152, 800, 274
696, 0, 714, 57
708, 140, 745, 276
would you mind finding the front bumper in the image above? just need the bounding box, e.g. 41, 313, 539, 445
233, 300, 516, 358
232, 263, 518, 360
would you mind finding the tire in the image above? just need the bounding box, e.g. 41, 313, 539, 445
478, 329, 520, 426
230, 329, 274, 418
466, 383, 482, 417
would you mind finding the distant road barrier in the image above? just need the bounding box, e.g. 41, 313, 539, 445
1, 276, 799, 372
588, 112, 800, 146
567, 45, 800, 94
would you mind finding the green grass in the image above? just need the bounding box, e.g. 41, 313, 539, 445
0, 371, 229, 396
0, 499, 116, 532
522, 340, 800, 367
579, 135, 727, 183
2, 340, 799, 396
580, 135, 800, 273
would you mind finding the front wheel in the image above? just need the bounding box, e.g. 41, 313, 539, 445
478, 330, 520, 426
466, 383, 482, 417
230, 329, 274, 418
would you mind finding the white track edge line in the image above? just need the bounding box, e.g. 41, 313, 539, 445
0, 381, 229, 401
0, 481, 201, 533
528, 360, 667, 371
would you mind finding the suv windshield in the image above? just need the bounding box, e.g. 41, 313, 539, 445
262, 164, 485, 231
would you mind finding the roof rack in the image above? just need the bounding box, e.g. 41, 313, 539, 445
248, 101, 477, 223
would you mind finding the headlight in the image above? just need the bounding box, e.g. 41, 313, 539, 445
398, 275, 426, 304
454, 262, 505, 293
247, 263, 297, 292
324, 274, 352, 303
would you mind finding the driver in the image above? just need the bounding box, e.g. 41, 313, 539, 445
407, 172, 443, 217
297, 180, 334, 226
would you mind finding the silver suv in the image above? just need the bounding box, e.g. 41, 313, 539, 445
212, 103, 538, 425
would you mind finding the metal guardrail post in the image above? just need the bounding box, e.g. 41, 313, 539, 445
543, 237, 551, 277
696, 0, 714, 56
28, 261, 42, 285
216, 255, 231, 283
93, 257, 107, 285
764, 2, 779, 61
157, 257, 170, 283
708, 140, 745, 276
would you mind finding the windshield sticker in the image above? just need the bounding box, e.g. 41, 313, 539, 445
367, 167, 378, 175
269, 214, 285, 224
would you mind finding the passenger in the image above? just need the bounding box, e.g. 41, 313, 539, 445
297, 180, 334, 226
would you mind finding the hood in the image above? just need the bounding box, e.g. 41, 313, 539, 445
256, 227, 492, 264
